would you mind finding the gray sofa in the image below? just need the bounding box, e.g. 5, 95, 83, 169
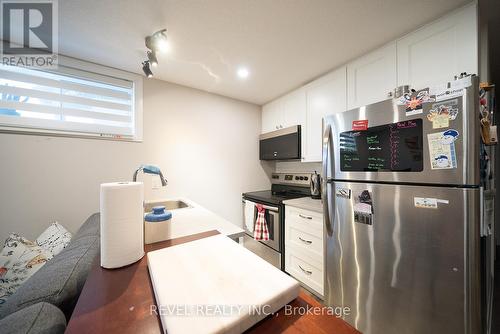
0, 213, 100, 334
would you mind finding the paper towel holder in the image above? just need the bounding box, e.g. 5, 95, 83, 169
133, 165, 168, 186
100, 181, 145, 269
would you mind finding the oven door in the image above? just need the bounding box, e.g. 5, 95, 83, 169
242, 200, 281, 252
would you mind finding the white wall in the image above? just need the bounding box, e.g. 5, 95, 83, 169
141, 79, 271, 224
0, 79, 270, 242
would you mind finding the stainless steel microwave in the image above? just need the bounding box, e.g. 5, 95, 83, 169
259, 125, 301, 160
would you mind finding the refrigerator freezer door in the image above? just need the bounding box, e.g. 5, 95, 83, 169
324, 181, 481, 334
323, 76, 479, 186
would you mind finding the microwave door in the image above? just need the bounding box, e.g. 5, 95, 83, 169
259, 126, 301, 160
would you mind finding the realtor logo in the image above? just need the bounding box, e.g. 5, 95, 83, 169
1, 0, 58, 67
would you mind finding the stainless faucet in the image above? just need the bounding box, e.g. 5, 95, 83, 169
133, 165, 168, 186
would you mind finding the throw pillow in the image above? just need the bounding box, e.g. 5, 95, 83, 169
0, 234, 53, 306
36, 222, 72, 257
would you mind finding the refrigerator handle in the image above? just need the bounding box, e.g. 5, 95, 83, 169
322, 121, 334, 237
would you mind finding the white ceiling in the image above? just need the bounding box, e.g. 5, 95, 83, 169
58, 0, 470, 105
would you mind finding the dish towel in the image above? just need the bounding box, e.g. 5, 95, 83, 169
244, 200, 256, 232
253, 204, 269, 241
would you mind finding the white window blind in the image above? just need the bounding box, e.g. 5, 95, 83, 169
0, 62, 140, 139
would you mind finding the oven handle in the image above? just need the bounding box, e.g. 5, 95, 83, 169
242, 199, 279, 213
261, 205, 279, 212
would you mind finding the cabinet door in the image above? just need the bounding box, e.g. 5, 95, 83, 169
261, 99, 283, 133
397, 3, 477, 89
305, 67, 347, 162
282, 89, 306, 128
282, 89, 306, 159
347, 42, 396, 110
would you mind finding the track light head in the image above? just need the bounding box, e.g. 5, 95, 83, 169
147, 51, 158, 67
142, 60, 153, 78
145, 28, 169, 53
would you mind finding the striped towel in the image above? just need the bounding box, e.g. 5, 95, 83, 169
253, 204, 269, 241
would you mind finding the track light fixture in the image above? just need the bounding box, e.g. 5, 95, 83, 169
145, 29, 168, 53
147, 51, 158, 67
142, 28, 168, 77
142, 60, 153, 78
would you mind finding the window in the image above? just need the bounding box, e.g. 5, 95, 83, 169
0, 57, 143, 140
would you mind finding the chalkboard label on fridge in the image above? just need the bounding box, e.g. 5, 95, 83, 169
340, 119, 423, 172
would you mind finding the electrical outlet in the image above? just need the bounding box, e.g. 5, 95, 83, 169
490, 126, 497, 144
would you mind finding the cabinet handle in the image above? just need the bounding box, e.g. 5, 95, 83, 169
298, 214, 313, 220
298, 237, 312, 245
298, 265, 312, 275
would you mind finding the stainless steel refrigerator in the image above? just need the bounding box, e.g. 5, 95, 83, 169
322, 75, 495, 334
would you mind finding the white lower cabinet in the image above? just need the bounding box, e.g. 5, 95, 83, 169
285, 206, 324, 297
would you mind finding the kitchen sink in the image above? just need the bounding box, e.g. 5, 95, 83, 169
144, 200, 191, 212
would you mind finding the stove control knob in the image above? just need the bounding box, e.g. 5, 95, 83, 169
299, 176, 304, 180
304, 177, 308, 181
295, 176, 299, 180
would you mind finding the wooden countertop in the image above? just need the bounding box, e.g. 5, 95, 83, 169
66, 230, 358, 334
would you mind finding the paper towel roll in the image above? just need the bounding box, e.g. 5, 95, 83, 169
100, 182, 144, 269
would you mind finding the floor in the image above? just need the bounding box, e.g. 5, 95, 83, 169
247, 288, 359, 334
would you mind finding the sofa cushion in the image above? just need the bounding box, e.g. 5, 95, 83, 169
0, 302, 66, 334
36, 222, 72, 257
0, 234, 53, 306
0, 213, 100, 320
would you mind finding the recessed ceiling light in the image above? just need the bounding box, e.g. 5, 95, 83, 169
237, 67, 250, 79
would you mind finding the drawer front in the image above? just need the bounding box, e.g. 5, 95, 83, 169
285, 207, 323, 231
285, 224, 323, 261
285, 249, 323, 296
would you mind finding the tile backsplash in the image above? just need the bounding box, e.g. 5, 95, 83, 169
275, 161, 322, 174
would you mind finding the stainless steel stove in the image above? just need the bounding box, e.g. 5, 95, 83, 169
242, 173, 311, 270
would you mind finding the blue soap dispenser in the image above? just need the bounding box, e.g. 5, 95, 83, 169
145, 206, 172, 222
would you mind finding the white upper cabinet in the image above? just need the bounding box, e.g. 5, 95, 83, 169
282, 89, 306, 129
282, 89, 307, 160
261, 89, 306, 134
347, 42, 397, 110
304, 67, 347, 162
261, 99, 282, 133
261, 3, 478, 162
397, 3, 478, 90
